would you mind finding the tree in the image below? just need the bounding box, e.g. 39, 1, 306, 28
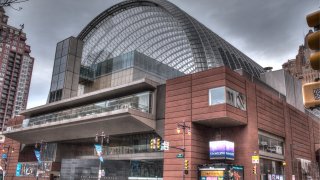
0, 0, 29, 11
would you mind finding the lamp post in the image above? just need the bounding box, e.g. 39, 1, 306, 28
95, 131, 109, 180
1, 145, 14, 180
176, 120, 191, 180
35, 140, 46, 180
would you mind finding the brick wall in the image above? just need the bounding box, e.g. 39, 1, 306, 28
164, 67, 320, 180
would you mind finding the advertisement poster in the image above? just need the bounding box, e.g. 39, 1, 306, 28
228, 166, 244, 180
209, 141, 234, 160
16, 163, 22, 176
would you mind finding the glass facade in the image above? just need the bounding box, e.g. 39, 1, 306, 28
81, 51, 184, 81
61, 159, 163, 180
57, 132, 163, 179
23, 92, 152, 128
49, 37, 82, 102
78, 0, 265, 78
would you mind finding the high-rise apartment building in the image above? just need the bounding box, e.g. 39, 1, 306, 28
0, 7, 34, 130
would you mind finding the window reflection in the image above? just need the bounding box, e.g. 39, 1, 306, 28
209, 87, 226, 105
259, 133, 284, 155
209, 86, 247, 111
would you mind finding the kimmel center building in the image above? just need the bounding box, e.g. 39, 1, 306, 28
1, 0, 319, 180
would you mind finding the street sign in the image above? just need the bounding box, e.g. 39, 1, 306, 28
1, 154, 7, 159
252, 155, 259, 164
164, 141, 169, 150
176, 154, 184, 158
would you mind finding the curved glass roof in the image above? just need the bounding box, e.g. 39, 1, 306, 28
78, 0, 265, 77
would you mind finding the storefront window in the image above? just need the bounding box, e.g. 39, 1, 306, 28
260, 158, 285, 180
60, 159, 163, 179
259, 133, 284, 156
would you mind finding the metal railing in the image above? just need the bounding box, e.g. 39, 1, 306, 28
6, 102, 151, 132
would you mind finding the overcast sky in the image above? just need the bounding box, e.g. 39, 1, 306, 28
4, 0, 319, 109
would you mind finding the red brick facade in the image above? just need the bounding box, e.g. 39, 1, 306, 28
1, 67, 320, 180
164, 67, 320, 180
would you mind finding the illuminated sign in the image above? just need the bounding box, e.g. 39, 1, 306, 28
201, 170, 224, 176
209, 141, 234, 160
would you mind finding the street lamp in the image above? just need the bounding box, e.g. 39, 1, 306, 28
176, 120, 191, 179
95, 131, 109, 180
1, 145, 14, 180
35, 140, 46, 180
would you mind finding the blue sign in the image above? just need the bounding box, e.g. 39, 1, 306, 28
34, 150, 41, 163
16, 163, 22, 176
2, 153, 7, 159
94, 144, 103, 162
209, 141, 235, 160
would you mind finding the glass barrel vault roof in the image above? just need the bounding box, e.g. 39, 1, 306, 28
78, 0, 265, 77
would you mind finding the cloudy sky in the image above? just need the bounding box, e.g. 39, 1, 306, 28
4, 0, 319, 109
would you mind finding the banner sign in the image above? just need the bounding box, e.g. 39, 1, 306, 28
16, 163, 22, 176
209, 141, 235, 160
94, 144, 104, 162
34, 150, 41, 163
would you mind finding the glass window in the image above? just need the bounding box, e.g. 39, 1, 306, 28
259, 133, 284, 156
226, 87, 246, 110
260, 158, 284, 179
209, 86, 246, 110
209, 87, 226, 105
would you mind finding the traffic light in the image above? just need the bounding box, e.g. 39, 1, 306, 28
302, 82, 320, 108
184, 159, 189, 170
306, 10, 320, 70
252, 165, 257, 175
150, 138, 155, 150
302, 10, 320, 108
156, 138, 161, 150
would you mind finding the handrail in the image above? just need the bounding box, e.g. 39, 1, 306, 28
6, 102, 151, 132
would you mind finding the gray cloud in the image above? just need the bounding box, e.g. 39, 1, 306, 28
4, 0, 319, 108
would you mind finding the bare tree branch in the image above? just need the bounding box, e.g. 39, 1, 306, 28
0, 0, 29, 10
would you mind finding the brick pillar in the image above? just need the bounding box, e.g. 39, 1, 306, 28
164, 75, 192, 180
1, 138, 21, 179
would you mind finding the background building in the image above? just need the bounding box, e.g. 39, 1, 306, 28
1, 0, 319, 180
0, 7, 34, 130
282, 30, 317, 84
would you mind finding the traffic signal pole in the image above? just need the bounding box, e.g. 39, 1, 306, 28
176, 120, 191, 180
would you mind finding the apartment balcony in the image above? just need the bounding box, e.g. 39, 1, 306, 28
24, 45, 31, 53
4, 79, 159, 144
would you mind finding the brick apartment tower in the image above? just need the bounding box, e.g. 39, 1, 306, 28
0, 7, 34, 130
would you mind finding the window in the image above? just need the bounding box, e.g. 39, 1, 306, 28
209, 87, 247, 110
260, 158, 284, 179
209, 87, 226, 105
259, 132, 284, 156
226, 87, 246, 110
